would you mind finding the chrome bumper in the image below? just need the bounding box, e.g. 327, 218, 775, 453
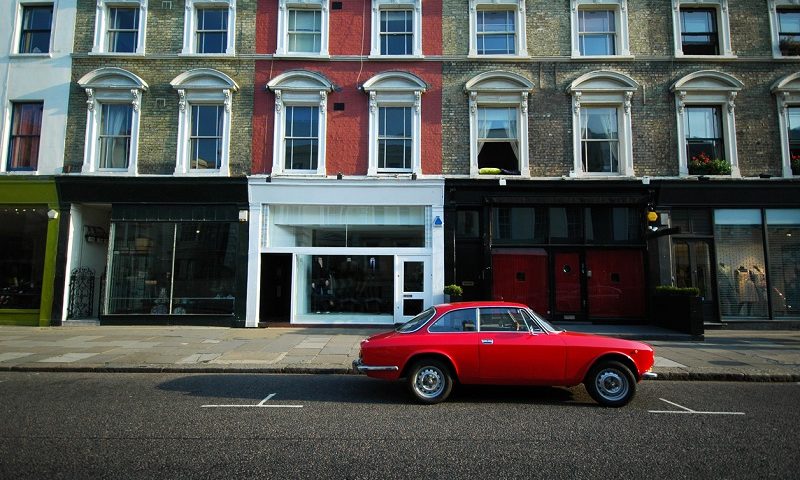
352, 358, 399, 373
641, 371, 658, 380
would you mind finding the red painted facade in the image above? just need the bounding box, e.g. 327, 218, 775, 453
252, 1, 443, 175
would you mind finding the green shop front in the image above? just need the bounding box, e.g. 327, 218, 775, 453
0, 177, 60, 326
56, 177, 249, 326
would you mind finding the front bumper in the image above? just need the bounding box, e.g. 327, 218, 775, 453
352, 358, 399, 373
641, 371, 658, 380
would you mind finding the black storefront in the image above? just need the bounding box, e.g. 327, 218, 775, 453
445, 179, 652, 323
54, 177, 249, 327
652, 179, 800, 327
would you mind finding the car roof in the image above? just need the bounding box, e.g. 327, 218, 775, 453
434, 301, 530, 313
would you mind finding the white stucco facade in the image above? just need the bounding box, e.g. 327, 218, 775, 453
0, 0, 76, 175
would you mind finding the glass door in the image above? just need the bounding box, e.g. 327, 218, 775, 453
673, 239, 717, 320
395, 256, 430, 323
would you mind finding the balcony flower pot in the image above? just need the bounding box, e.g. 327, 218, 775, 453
791, 156, 800, 176
780, 39, 800, 56
651, 286, 704, 336
688, 153, 731, 176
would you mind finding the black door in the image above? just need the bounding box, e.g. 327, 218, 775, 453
260, 253, 292, 323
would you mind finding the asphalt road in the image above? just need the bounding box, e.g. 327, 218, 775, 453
1, 372, 798, 479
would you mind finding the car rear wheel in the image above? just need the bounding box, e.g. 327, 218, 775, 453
585, 360, 636, 407
407, 359, 453, 404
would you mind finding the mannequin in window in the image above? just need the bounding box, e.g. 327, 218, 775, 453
718, 262, 734, 315
737, 266, 757, 316
311, 256, 332, 313
751, 265, 767, 315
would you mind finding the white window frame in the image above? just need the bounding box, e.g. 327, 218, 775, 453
671, 70, 743, 177
771, 72, 800, 177
181, 0, 236, 56
276, 0, 330, 58
267, 70, 334, 176
769, 0, 800, 59
671, 0, 734, 58
567, 71, 636, 177
91, 0, 147, 55
570, 0, 631, 59
370, 0, 422, 58
12, 1, 55, 56
465, 71, 533, 177
363, 72, 426, 176
78, 68, 148, 175
170, 68, 238, 176
468, 0, 528, 58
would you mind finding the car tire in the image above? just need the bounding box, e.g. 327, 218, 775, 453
585, 360, 636, 407
407, 359, 453, 404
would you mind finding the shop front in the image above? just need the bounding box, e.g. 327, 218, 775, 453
445, 179, 650, 323
654, 180, 800, 324
56, 177, 249, 326
246, 178, 444, 326
0, 178, 60, 326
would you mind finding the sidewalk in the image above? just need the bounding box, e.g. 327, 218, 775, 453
1, 324, 799, 381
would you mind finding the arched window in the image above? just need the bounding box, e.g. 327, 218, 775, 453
267, 70, 335, 176
671, 70, 743, 177
363, 71, 427, 175
567, 70, 638, 176
171, 68, 238, 175
78, 68, 149, 174
465, 71, 534, 177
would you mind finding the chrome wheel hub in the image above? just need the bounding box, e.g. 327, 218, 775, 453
415, 367, 444, 398
596, 369, 628, 401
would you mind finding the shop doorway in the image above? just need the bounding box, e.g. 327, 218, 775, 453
673, 239, 717, 320
395, 256, 430, 323
260, 253, 291, 323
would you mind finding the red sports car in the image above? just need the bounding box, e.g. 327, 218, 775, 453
354, 301, 657, 407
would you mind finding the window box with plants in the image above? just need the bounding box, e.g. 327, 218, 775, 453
780, 39, 800, 56
791, 154, 800, 176
651, 286, 704, 336
688, 152, 731, 176
444, 284, 463, 303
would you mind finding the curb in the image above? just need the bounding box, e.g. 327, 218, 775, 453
2, 365, 799, 381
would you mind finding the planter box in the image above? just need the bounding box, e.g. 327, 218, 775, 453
651, 294, 704, 336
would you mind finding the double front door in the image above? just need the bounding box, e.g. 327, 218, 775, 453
493, 249, 646, 321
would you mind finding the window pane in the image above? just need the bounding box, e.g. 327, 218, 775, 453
714, 210, 768, 319
382, 10, 411, 33
0, 206, 48, 308
478, 11, 514, 33
492, 207, 547, 244
579, 10, 614, 32
192, 105, 222, 136
380, 107, 410, 137
766, 210, 800, 318
681, 10, 715, 33
478, 108, 516, 139
581, 34, 615, 55
198, 9, 227, 30
20, 6, 52, 53
99, 104, 132, 169
779, 11, 800, 37
789, 107, 800, 141
110, 7, 138, 30
685, 107, 720, 139
581, 108, 618, 140
8, 103, 43, 171
300, 255, 394, 316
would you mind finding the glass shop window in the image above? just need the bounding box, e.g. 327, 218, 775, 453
766, 209, 800, 318
0, 206, 48, 309
714, 210, 767, 319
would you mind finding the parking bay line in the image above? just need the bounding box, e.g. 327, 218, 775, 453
202, 393, 303, 409
648, 398, 744, 416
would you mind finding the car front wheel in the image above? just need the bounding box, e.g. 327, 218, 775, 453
407, 359, 453, 404
585, 360, 636, 407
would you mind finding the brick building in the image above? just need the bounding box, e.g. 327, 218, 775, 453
57, 0, 254, 326
245, 0, 445, 327
441, 0, 800, 326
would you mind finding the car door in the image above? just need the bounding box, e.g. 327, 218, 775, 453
478, 308, 567, 384
426, 307, 480, 381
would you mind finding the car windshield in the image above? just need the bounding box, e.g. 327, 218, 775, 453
526, 309, 564, 333
396, 307, 436, 333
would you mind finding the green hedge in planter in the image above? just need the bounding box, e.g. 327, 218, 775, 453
655, 285, 700, 296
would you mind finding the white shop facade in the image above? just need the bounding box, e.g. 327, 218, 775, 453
245, 178, 445, 326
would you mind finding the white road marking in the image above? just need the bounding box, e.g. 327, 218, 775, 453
654, 356, 687, 368
202, 393, 303, 409
0, 352, 34, 362
38, 353, 98, 363
649, 398, 744, 415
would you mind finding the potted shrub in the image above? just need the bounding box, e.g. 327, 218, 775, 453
444, 284, 463, 303
688, 152, 731, 176
652, 285, 703, 336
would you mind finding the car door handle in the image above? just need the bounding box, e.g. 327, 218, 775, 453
481, 339, 493, 345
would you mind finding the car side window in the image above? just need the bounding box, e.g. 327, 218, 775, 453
429, 308, 477, 332
479, 308, 530, 332
520, 309, 544, 333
